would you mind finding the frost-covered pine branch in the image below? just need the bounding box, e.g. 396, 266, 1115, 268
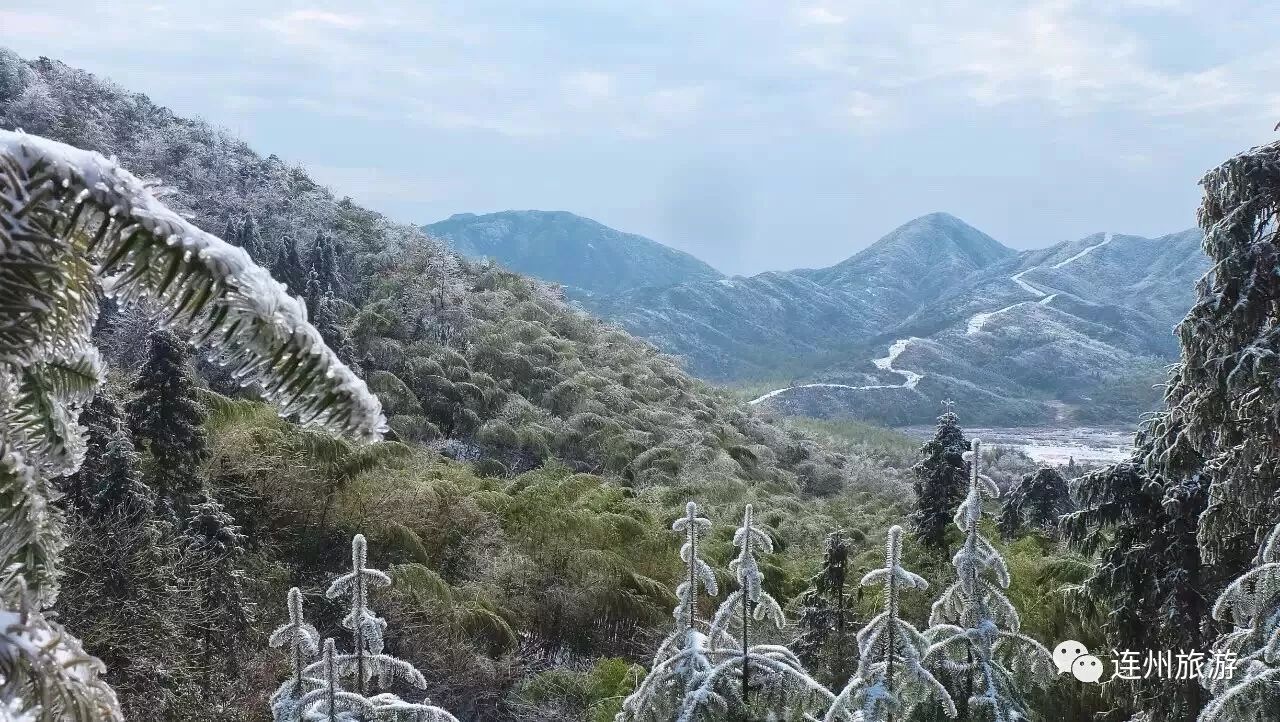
1198, 521, 1280, 721
0, 130, 387, 719
679, 505, 834, 722
300, 639, 376, 722
616, 502, 721, 721
269, 587, 321, 722
325, 535, 428, 698
825, 525, 955, 722
923, 440, 1052, 722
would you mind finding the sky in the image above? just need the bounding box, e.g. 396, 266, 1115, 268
2, 1, 1278, 275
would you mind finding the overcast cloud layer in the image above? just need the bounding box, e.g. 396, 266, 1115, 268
3, 1, 1277, 274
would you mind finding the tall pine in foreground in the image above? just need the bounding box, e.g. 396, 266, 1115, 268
1144, 137, 1280, 580
682, 505, 831, 721
924, 440, 1052, 721
617, 502, 720, 721
127, 329, 208, 516
911, 412, 969, 554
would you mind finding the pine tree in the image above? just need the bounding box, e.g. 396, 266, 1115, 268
238, 213, 265, 263
617, 502, 720, 721
325, 534, 428, 699
269, 587, 321, 722
61, 392, 126, 517
924, 440, 1052, 721
1144, 137, 1280, 580
313, 289, 359, 372
911, 412, 969, 553
793, 530, 856, 686
300, 638, 377, 722
1198, 521, 1280, 720
273, 235, 308, 296
182, 493, 251, 699
997, 467, 1072, 540
308, 232, 340, 296
91, 426, 155, 522
679, 505, 830, 721
825, 525, 955, 722
1061, 445, 1211, 719
127, 329, 208, 515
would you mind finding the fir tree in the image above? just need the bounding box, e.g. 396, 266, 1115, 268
793, 530, 856, 686
238, 213, 265, 263
325, 534, 427, 699
308, 232, 340, 296
127, 329, 208, 515
91, 427, 155, 522
1198, 521, 1280, 720
825, 525, 956, 722
273, 235, 308, 296
617, 502, 720, 721
300, 638, 377, 722
0, 129, 383, 720
182, 493, 251, 698
1061, 444, 1211, 719
313, 289, 359, 372
680, 505, 831, 721
997, 467, 1072, 540
924, 440, 1052, 721
269, 587, 321, 722
1145, 137, 1280, 580
911, 412, 969, 553
62, 392, 126, 517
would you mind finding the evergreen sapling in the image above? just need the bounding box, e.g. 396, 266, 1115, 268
825, 525, 956, 722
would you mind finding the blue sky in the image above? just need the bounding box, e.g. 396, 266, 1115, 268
3, 1, 1277, 274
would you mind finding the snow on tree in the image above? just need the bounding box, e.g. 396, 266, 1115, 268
127, 328, 207, 516
90, 423, 154, 521
59, 392, 123, 516
616, 502, 720, 721
0, 130, 383, 719
793, 530, 855, 686
1061, 445, 1211, 719
272, 235, 308, 298
676, 504, 832, 721
923, 440, 1052, 721
325, 534, 428, 698
300, 638, 378, 722
270, 587, 321, 722
825, 525, 955, 722
911, 412, 970, 553
1145, 137, 1280, 577
1198, 520, 1280, 720
996, 467, 1072, 540
237, 213, 266, 264
181, 493, 251, 698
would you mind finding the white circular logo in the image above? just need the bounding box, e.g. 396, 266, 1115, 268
1053, 640, 1089, 675
1071, 654, 1105, 683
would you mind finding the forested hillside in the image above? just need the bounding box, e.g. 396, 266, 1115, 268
0, 49, 926, 719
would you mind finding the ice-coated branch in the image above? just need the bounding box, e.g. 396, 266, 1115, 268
1199, 521, 1280, 721
0, 130, 386, 442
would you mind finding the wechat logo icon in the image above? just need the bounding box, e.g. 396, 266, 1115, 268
1054, 640, 1103, 683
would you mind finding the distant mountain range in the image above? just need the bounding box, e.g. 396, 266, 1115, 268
424, 210, 1208, 426
424, 210, 722, 296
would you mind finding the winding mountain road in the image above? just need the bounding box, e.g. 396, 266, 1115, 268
750, 233, 1115, 406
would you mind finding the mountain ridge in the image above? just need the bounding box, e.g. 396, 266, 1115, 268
423, 208, 1206, 425
424, 209, 722, 296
